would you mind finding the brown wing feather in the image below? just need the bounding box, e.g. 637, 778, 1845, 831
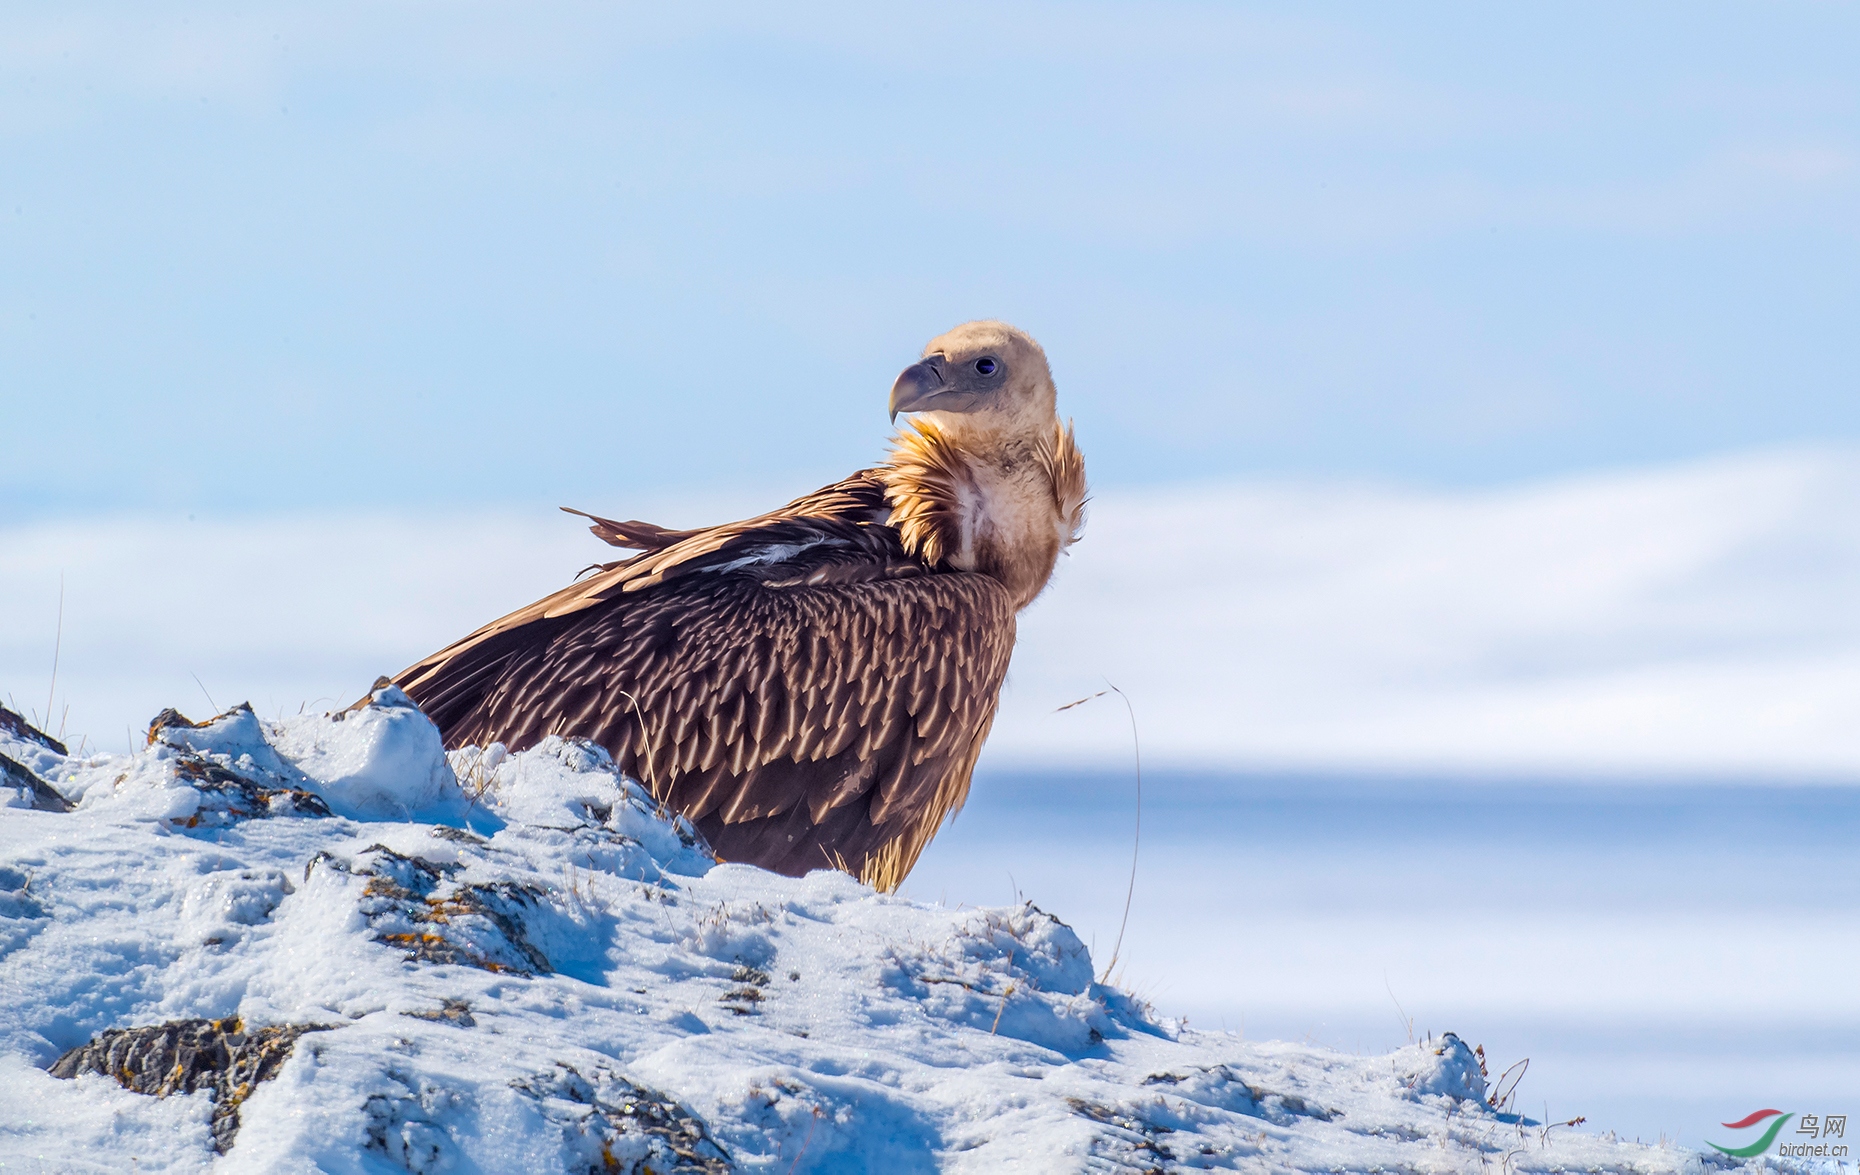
559, 507, 702, 552
397, 473, 894, 702
397, 474, 1015, 890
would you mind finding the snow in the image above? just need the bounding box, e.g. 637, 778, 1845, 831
0, 696, 1788, 1172
264, 687, 461, 821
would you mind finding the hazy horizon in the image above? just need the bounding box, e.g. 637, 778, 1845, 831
7, 444, 1860, 781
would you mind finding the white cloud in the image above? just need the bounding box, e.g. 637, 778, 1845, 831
994, 447, 1860, 777
5, 450, 1858, 776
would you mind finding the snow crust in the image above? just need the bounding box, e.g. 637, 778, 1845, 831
1, 696, 1759, 1172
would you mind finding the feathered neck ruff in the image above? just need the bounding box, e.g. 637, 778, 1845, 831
879, 417, 1087, 610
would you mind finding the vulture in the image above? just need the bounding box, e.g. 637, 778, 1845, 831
396, 321, 1087, 891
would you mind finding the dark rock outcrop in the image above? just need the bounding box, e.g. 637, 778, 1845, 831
1, 752, 71, 812
171, 752, 332, 824
0, 703, 67, 755
511, 1062, 733, 1174
49, 1016, 334, 1152
310, 845, 553, 974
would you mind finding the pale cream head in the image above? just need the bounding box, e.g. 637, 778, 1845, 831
887, 320, 1058, 443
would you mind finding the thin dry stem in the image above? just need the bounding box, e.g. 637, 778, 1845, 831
611, 688, 666, 815
1056, 683, 1143, 983
45, 575, 63, 732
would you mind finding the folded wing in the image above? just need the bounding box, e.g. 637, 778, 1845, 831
396, 474, 1017, 888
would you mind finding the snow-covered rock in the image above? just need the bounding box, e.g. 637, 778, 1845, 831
0, 698, 1774, 1172
1396, 1033, 1487, 1102
153, 683, 463, 821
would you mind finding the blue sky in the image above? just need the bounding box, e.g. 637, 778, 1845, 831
3, 2, 1856, 520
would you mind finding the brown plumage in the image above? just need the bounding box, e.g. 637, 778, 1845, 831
396, 321, 1087, 891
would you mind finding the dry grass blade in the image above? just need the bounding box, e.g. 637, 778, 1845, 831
1054, 683, 1142, 984
1487, 1057, 1529, 1114
785, 1104, 823, 1174
45, 575, 63, 734
191, 672, 219, 715
989, 947, 1018, 1034
1385, 975, 1414, 1044
611, 689, 666, 814
1053, 689, 1107, 713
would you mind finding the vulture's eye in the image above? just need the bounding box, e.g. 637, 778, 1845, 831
975, 357, 998, 376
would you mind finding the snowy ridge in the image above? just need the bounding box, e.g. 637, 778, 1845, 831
0, 693, 1768, 1172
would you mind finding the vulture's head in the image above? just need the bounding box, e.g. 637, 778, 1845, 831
888, 321, 1057, 444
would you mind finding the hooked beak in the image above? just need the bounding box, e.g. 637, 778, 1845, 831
888, 359, 945, 423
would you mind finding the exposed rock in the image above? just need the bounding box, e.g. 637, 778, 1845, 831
1396, 1032, 1487, 1102
0, 703, 67, 755
48, 1016, 334, 1152
171, 751, 332, 824
1064, 1096, 1176, 1173
719, 964, 770, 1017
1, 752, 71, 812
146, 705, 209, 744
146, 703, 337, 822
429, 825, 488, 845
510, 1062, 733, 1174
402, 999, 476, 1028
1142, 1064, 1339, 1122
311, 845, 554, 975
